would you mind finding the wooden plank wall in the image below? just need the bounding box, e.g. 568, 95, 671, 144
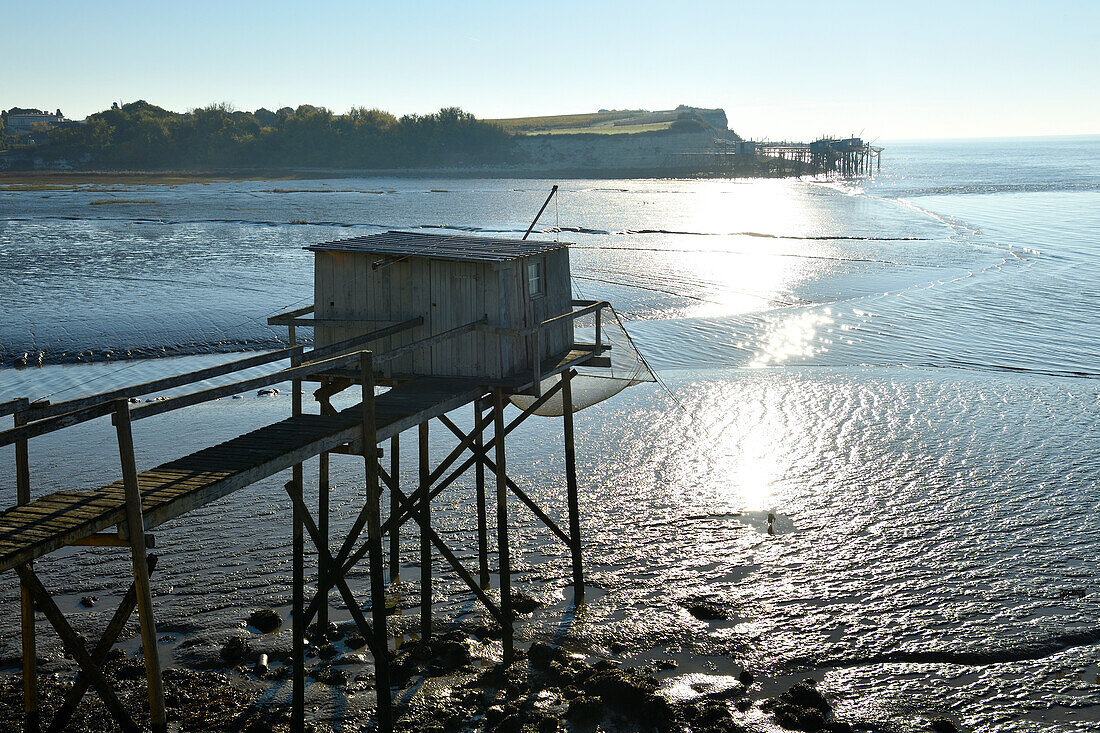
314, 248, 571, 380
521, 249, 573, 365
429, 260, 488, 377
314, 252, 432, 376
497, 262, 526, 377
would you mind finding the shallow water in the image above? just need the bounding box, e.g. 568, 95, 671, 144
2, 136, 1099, 731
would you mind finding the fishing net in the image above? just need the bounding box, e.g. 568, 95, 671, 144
510, 306, 655, 417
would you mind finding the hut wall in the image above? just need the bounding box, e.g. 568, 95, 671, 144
314, 248, 573, 380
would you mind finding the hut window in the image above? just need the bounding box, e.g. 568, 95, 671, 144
528, 259, 545, 298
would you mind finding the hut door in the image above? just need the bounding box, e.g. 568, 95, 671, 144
430, 260, 485, 377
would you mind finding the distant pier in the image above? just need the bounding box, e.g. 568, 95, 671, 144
663, 136, 883, 177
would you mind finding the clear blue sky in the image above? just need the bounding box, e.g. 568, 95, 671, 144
4, 0, 1098, 140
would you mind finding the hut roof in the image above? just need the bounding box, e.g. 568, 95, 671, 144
307, 231, 569, 263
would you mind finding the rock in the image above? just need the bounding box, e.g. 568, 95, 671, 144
738, 669, 755, 686
770, 680, 833, 731
114, 659, 148, 680
683, 600, 728, 621
929, 720, 959, 733
528, 641, 554, 669
703, 685, 746, 702
534, 712, 560, 733
492, 715, 523, 733
645, 693, 679, 729
310, 665, 347, 686
779, 680, 830, 714
774, 701, 826, 730
594, 659, 620, 671
346, 634, 367, 650
610, 641, 627, 656
79, 595, 98, 608
510, 591, 542, 614
656, 658, 678, 670
696, 700, 734, 726
430, 638, 473, 672
566, 695, 604, 723
247, 609, 281, 634
583, 669, 657, 712
485, 705, 506, 727
257, 388, 279, 396
317, 643, 338, 660
220, 636, 249, 664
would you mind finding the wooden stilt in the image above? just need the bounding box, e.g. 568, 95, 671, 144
474, 401, 490, 589
361, 352, 393, 732
561, 372, 585, 604
318, 449, 330, 630
112, 401, 166, 733
14, 407, 38, 733
291, 465, 305, 733
288, 324, 305, 733
493, 389, 514, 664
389, 434, 400, 581
418, 420, 431, 642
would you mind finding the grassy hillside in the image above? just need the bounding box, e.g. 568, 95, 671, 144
488, 107, 728, 136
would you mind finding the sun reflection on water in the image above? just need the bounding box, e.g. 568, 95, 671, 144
748, 309, 834, 367
673, 181, 835, 319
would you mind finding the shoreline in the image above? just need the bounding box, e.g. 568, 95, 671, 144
0, 609, 950, 733
0, 163, 818, 186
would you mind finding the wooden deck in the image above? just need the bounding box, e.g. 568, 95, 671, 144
0, 376, 483, 574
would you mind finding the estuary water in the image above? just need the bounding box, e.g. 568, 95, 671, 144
1, 136, 1099, 731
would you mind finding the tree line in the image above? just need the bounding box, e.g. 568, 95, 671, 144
36, 101, 517, 170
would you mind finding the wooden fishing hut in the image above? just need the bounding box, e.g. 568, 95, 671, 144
0, 230, 622, 733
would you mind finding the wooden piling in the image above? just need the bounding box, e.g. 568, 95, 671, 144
561, 372, 584, 604
361, 352, 393, 732
318, 449, 330, 629
419, 420, 431, 642
389, 434, 400, 581
289, 324, 306, 733
474, 401, 490, 589
493, 389, 514, 663
14, 407, 38, 733
113, 401, 166, 733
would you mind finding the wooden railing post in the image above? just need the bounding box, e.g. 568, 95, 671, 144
595, 306, 603, 352
561, 372, 584, 604
14, 404, 39, 733
493, 389, 514, 664
112, 400, 166, 733
361, 351, 393, 732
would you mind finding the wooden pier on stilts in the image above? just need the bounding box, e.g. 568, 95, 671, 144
1, 230, 631, 732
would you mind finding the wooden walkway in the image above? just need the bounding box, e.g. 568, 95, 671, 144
0, 376, 482, 574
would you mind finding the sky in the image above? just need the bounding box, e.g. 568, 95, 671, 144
4, 0, 1098, 140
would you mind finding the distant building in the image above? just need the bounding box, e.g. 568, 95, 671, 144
2, 109, 67, 142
